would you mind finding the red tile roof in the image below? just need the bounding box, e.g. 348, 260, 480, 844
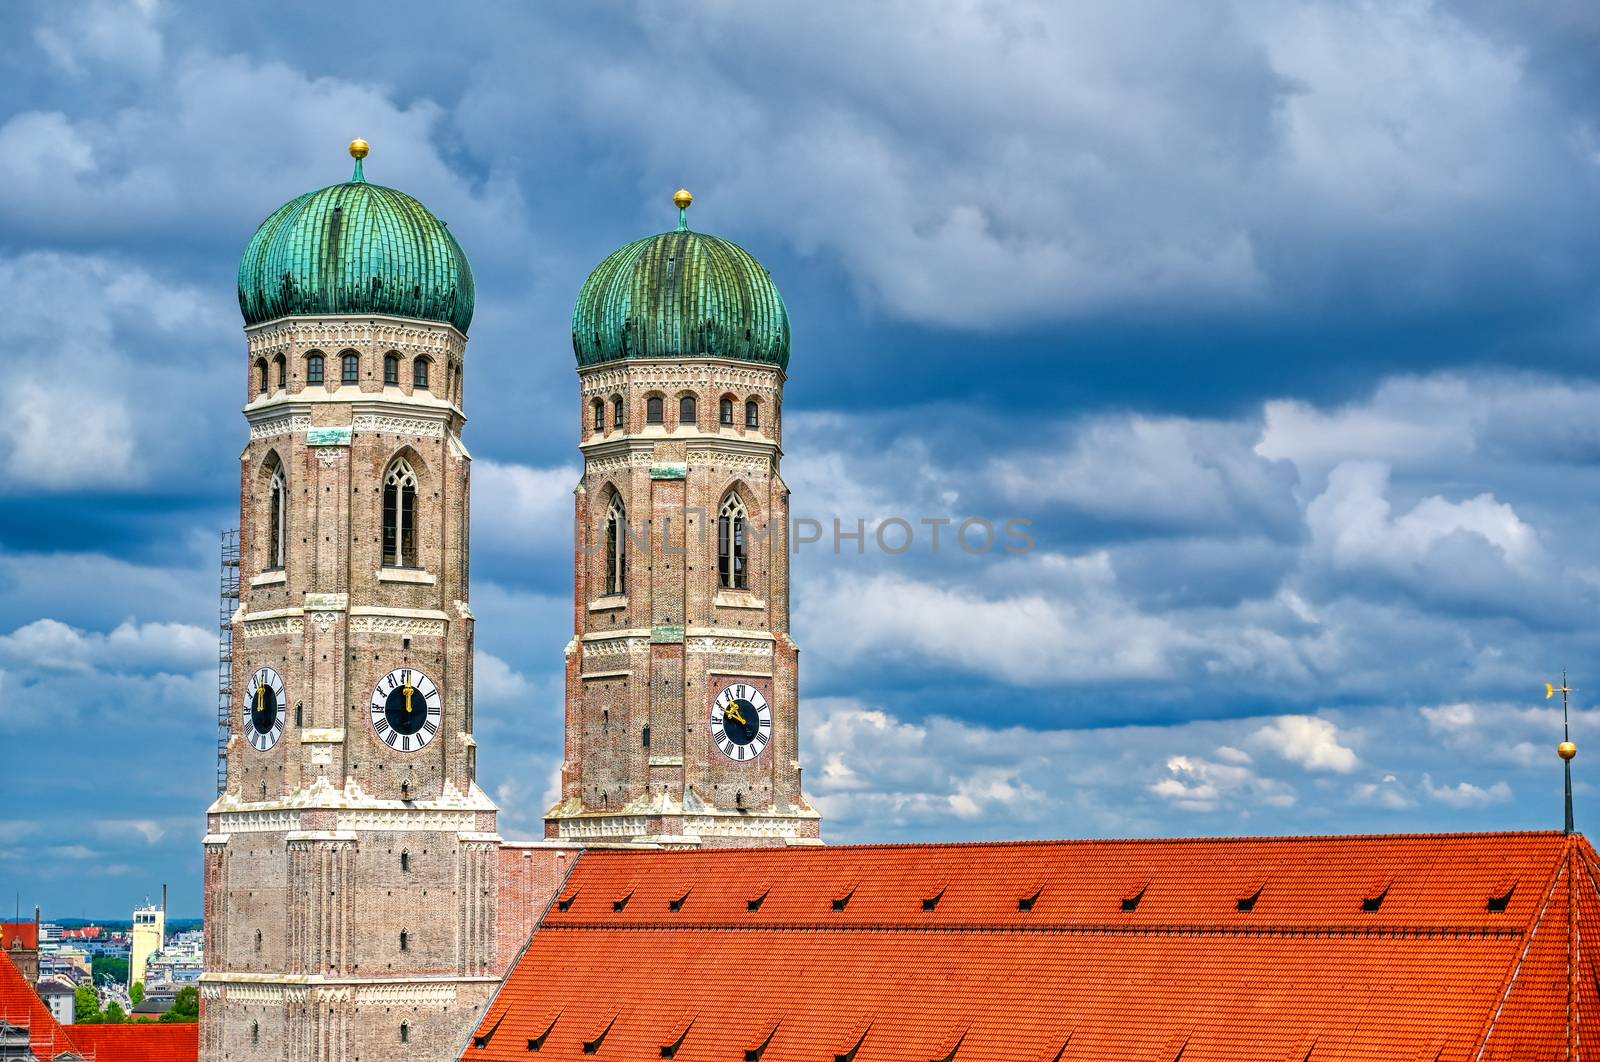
68, 1024, 200, 1062
0, 949, 76, 1060
470, 832, 1600, 1062
0, 923, 38, 951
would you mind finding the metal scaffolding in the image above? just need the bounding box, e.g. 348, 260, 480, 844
218, 529, 240, 794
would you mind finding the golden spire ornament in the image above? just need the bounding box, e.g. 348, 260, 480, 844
1548, 673, 1577, 833
349, 138, 369, 183
674, 188, 693, 231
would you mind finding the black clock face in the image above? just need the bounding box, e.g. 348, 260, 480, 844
710, 683, 772, 762
248, 667, 287, 752
369, 668, 441, 753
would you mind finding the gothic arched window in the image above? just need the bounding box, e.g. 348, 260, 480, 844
646, 395, 664, 424
341, 351, 359, 385
266, 458, 286, 571
383, 353, 399, 386
413, 357, 430, 389
591, 399, 604, 433
718, 494, 748, 590
255, 359, 269, 396
604, 494, 627, 595
720, 397, 735, 426
306, 352, 324, 385
383, 458, 419, 568
612, 395, 624, 429
400, 1023, 410, 1044
273, 354, 286, 391
399, 929, 408, 952
679, 394, 697, 427
400, 850, 410, 873
745, 399, 760, 430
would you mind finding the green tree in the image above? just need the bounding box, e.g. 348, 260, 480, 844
130, 981, 145, 1005
102, 1001, 127, 1024
90, 954, 128, 986
160, 986, 199, 1024
73, 984, 102, 1024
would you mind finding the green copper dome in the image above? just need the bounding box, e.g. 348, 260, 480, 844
573, 195, 789, 370
238, 149, 474, 335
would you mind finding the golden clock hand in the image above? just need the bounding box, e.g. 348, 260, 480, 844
404, 682, 414, 714
256, 684, 264, 715
725, 703, 747, 727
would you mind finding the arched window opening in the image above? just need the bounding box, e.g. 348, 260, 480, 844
251, 1022, 259, 1045
591, 399, 604, 433
646, 396, 664, 424
399, 929, 409, 952
719, 495, 749, 590
720, 397, 735, 426
745, 399, 760, 430
254, 930, 262, 952
604, 495, 627, 595
273, 354, 287, 391
383, 353, 400, 386
400, 1023, 410, 1044
266, 459, 286, 570
383, 458, 419, 568
679, 395, 697, 427
255, 359, 269, 396
341, 351, 359, 385
306, 352, 324, 385
400, 850, 410, 873
612, 395, 624, 429
413, 357, 430, 389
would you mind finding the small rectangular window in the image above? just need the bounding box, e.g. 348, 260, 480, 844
414, 359, 429, 389
341, 353, 359, 384
306, 355, 324, 385
647, 396, 664, 424
384, 356, 399, 386
745, 400, 759, 429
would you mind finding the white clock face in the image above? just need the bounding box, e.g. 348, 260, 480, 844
711, 683, 772, 762
370, 668, 442, 753
247, 667, 288, 752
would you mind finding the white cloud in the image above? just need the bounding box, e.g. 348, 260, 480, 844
0, 618, 212, 674
1422, 774, 1513, 808
474, 650, 532, 704
473, 460, 579, 555
1250, 716, 1359, 773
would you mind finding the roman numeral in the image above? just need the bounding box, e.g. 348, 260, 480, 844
422, 720, 437, 735
376, 719, 392, 736
427, 704, 441, 717
401, 735, 411, 752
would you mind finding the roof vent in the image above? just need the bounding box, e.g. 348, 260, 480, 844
556, 887, 580, 913
1361, 879, 1391, 914
526, 1011, 560, 1052
832, 883, 858, 912
1237, 881, 1266, 913
669, 886, 692, 913
660, 1014, 695, 1058
1121, 880, 1149, 913
1035, 1031, 1074, 1062
929, 1026, 968, 1062
1487, 879, 1516, 913
1018, 885, 1044, 912
471, 1011, 506, 1049
748, 886, 771, 913
744, 1019, 781, 1061
833, 1020, 872, 1062
923, 885, 947, 912
613, 886, 635, 913
584, 1014, 618, 1055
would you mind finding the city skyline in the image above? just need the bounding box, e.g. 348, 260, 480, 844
7, 0, 1600, 915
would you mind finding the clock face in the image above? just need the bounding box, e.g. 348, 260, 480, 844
247, 667, 287, 752
711, 683, 772, 762
369, 668, 441, 753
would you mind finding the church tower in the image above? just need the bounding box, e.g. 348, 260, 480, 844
545, 190, 821, 847
202, 142, 500, 1062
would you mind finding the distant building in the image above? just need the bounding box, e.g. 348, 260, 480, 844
130, 904, 164, 989
1, 950, 197, 1061
0, 919, 39, 984
34, 979, 73, 1027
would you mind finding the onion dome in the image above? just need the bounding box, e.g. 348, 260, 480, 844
573, 189, 790, 370
237, 140, 475, 335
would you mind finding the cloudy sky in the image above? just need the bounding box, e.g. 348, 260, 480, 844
5, 0, 1600, 916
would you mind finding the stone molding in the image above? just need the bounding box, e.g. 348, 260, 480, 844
578, 358, 783, 396
250, 412, 313, 440
243, 314, 466, 362
687, 636, 773, 657
348, 614, 447, 637
212, 807, 487, 834
243, 616, 304, 639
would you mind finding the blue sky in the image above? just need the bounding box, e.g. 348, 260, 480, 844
4, 0, 1600, 916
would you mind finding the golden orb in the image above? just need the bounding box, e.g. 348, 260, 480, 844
1560, 741, 1578, 761
349, 138, 370, 160
673, 188, 694, 210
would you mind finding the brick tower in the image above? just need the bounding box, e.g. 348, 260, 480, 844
544, 190, 821, 847
202, 141, 500, 1062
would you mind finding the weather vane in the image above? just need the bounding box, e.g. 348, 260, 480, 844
1547, 671, 1577, 834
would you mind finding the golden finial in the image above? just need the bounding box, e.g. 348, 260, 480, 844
1560, 741, 1578, 761
673, 188, 693, 210
1550, 672, 1579, 833
349, 138, 370, 160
